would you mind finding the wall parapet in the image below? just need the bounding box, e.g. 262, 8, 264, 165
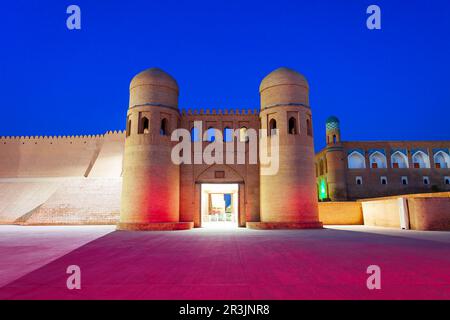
180, 108, 259, 116
0, 130, 125, 143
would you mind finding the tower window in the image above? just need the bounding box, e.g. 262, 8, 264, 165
126, 117, 131, 137
333, 134, 337, 144
139, 116, 149, 134
401, 176, 408, 185
306, 118, 312, 136
269, 119, 277, 136
288, 117, 297, 135
445, 177, 450, 185
380, 176, 387, 185
423, 176, 430, 185
160, 118, 168, 136
356, 176, 363, 185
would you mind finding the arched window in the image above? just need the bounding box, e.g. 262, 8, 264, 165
139, 116, 149, 134
191, 127, 200, 142
319, 159, 324, 176
160, 118, 168, 136
333, 135, 337, 144
391, 151, 409, 168
126, 117, 131, 137
142, 117, 149, 134
369, 151, 387, 169
223, 127, 233, 142
288, 117, 297, 135
269, 119, 277, 136
348, 151, 366, 169
306, 118, 312, 136
412, 151, 430, 168
434, 151, 450, 169
206, 127, 215, 142
239, 127, 249, 142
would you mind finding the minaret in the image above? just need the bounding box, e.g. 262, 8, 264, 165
117, 68, 192, 231
252, 67, 322, 229
324, 116, 347, 201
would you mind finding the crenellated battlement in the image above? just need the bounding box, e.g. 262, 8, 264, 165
180, 108, 259, 116
0, 130, 125, 143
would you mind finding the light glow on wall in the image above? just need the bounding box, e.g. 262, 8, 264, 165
319, 179, 328, 200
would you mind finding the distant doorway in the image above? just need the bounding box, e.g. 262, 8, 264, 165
201, 184, 238, 228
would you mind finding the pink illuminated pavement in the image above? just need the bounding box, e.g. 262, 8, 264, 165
0, 225, 449, 300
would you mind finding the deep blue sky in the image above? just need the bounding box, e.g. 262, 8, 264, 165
1, 0, 449, 151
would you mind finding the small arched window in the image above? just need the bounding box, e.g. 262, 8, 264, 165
126, 117, 131, 137
224, 127, 233, 142
288, 117, 297, 135
160, 118, 168, 136
139, 116, 149, 134
306, 118, 312, 136
142, 117, 149, 134
269, 119, 277, 136
333, 135, 337, 144
239, 127, 249, 142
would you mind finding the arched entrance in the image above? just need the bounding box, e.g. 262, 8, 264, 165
201, 183, 239, 228
193, 164, 247, 228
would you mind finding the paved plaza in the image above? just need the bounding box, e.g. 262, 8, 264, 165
0, 225, 449, 299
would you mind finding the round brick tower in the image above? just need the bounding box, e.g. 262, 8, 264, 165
117, 68, 192, 231
252, 67, 322, 229
324, 116, 347, 201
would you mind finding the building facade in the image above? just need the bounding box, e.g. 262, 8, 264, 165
117, 67, 323, 230
315, 116, 450, 201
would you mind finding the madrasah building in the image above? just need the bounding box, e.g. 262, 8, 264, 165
0, 67, 449, 230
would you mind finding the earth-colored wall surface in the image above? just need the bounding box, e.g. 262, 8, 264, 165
0, 132, 124, 225
318, 202, 363, 225
408, 198, 450, 231
359, 192, 450, 230
361, 199, 401, 228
